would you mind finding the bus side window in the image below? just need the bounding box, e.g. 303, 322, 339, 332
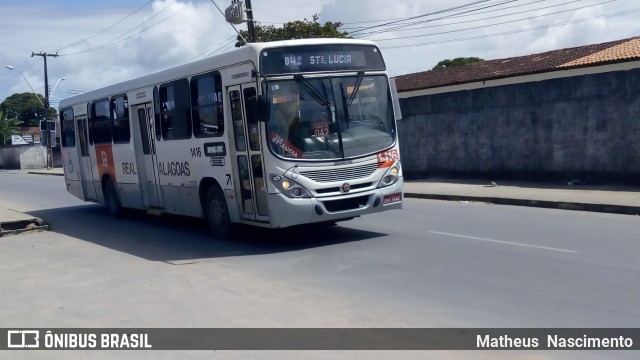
111, 94, 130, 144
153, 86, 162, 141
159, 79, 191, 140
91, 98, 112, 144
243, 87, 259, 151
230, 90, 246, 151
191, 71, 224, 138
60, 108, 75, 148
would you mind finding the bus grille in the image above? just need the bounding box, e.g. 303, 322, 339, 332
301, 163, 378, 183
316, 182, 373, 194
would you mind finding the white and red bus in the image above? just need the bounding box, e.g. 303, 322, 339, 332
59, 38, 403, 237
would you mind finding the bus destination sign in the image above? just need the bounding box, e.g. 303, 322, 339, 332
261, 45, 386, 75
283, 51, 364, 68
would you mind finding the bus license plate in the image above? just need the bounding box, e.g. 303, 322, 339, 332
383, 193, 402, 205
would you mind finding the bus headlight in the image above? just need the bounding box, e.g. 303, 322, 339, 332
377, 162, 401, 188
270, 174, 312, 199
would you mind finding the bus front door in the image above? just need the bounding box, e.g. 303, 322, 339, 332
228, 84, 269, 222
76, 116, 97, 201
132, 103, 163, 209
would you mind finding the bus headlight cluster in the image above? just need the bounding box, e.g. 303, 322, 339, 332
271, 175, 312, 199
377, 162, 401, 188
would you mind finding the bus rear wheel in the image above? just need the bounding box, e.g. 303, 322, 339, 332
205, 186, 232, 239
104, 179, 122, 218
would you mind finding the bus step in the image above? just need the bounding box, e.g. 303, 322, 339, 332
146, 208, 163, 216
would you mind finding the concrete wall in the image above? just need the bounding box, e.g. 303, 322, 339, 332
398, 68, 640, 183
0, 145, 48, 169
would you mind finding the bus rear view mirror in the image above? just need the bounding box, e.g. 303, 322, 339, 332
257, 95, 271, 122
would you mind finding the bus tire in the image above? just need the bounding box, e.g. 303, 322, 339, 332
205, 186, 232, 239
104, 179, 122, 218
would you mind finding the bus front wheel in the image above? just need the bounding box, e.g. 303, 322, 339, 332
205, 186, 232, 239
104, 179, 122, 218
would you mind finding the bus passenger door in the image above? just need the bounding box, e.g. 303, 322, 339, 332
228, 84, 269, 222
76, 116, 97, 201
132, 103, 163, 209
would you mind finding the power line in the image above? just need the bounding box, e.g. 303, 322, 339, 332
2, 0, 236, 96
350, 0, 522, 36
185, 35, 236, 63
380, 8, 640, 49
215, 40, 238, 54
368, 0, 617, 41
351, 0, 562, 35
352, 0, 580, 38
343, 0, 520, 30
207, 0, 248, 45
434, 0, 549, 20
58, 0, 191, 56
56, 0, 154, 52
2, 2, 153, 90
348, 0, 497, 35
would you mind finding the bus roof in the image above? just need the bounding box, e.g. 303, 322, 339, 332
59, 38, 380, 109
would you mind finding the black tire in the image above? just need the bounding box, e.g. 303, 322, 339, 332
104, 179, 122, 218
205, 186, 232, 238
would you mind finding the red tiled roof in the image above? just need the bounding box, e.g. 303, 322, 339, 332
394, 36, 640, 92
21, 123, 61, 137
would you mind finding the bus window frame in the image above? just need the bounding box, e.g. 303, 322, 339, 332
60, 107, 76, 148
111, 93, 130, 144
90, 98, 112, 145
191, 71, 224, 138
158, 78, 192, 141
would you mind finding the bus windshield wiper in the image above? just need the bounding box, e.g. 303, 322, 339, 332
294, 74, 329, 106
324, 79, 344, 158
294, 75, 344, 157
346, 71, 364, 106
340, 83, 350, 128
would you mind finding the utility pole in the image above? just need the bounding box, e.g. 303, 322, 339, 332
224, 0, 256, 44
245, 0, 257, 43
31, 51, 58, 169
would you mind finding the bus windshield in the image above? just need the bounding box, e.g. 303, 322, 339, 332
266, 74, 396, 160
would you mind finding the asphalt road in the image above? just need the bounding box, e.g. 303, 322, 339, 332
1, 172, 638, 359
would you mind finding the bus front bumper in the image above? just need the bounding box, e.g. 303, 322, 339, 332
267, 179, 403, 229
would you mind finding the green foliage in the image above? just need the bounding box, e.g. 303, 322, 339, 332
235, 14, 349, 47
432, 57, 484, 70
0, 92, 57, 127
0, 110, 23, 146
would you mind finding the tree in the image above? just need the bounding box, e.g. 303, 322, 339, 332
0, 92, 57, 127
0, 110, 23, 146
235, 14, 349, 47
433, 57, 484, 70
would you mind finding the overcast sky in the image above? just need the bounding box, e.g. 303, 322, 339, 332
1, 0, 639, 108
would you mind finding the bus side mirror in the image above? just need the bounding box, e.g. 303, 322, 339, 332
257, 95, 270, 122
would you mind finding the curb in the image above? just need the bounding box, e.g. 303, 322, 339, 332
403, 193, 640, 216
0, 215, 49, 237
27, 171, 64, 176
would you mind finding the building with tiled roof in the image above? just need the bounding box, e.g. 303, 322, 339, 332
395, 36, 640, 96
394, 36, 640, 183
19, 123, 61, 143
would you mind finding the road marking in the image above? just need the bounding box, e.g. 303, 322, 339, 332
428, 231, 578, 254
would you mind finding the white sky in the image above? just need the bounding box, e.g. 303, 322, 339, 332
1, 0, 639, 108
